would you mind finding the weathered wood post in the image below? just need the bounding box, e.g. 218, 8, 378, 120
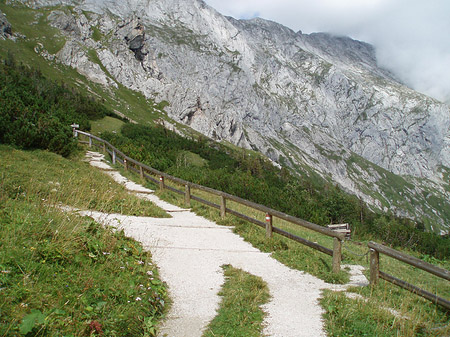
370, 248, 380, 286
265, 213, 273, 238
71, 124, 79, 138
159, 176, 165, 191
332, 238, 342, 273
139, 165, 144, 179
123, 158, 128, 171
185, 184, 191, 207
112, 149, 116, 165
220, 196, 226, 219
88, 135, 92, 147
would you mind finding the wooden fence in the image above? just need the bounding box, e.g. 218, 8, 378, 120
369, 241, 450, 310
74, 128, 450, 309
74, 129, 345, 273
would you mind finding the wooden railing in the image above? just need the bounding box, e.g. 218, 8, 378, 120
74, 129, 345, 273
74, 129, 450, 309
369, 241, 450, 310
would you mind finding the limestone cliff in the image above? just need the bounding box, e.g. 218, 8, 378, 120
11, 0, 450, 232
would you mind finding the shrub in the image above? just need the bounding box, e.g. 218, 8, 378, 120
0, 56, 114, 156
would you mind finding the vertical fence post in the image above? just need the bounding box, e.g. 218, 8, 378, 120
185, 184, 191, 207
220, 196, 226, 219
370, 248, 380, 286
159, 176, 165, 191
112, 149, 116, 165
123, 158, 128, 171
139, 165, 144, 179
71, 124, 79, 137
88, 136, 92, 147
332, 238, 342, 273
265, 213, 273, 238
103, 142, 106, 153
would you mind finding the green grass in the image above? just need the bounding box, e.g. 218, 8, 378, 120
90, 116, 126, 136
0, 146, 168, 336
321, 241, 450, 336
202, 265, 270, 337
0, 144, 169, 217
322, 284, 450, 337
0, 2, 66, 54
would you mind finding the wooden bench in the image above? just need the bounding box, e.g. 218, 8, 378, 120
327, 223, 351, 239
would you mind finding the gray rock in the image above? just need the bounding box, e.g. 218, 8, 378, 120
10, 0, 450, 231
0, 10, 12, 39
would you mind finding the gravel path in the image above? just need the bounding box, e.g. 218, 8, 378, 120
82, 151, 368, 337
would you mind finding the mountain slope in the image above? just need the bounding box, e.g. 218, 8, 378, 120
2, 0, 450, 232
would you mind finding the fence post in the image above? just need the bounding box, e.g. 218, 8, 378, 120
159, 176, 165, 191
370, 248, 379, 286
220, 196, 226, 219
265, 213, 273, 238
71, 124, 79, 137
185, 184, 191, 207
139, 165, 144, 179
103, 143, 106, 153
332, 238, 342, 273
112, 149, 116, 165
123, 158, 128, 171
88, 136, 92, 147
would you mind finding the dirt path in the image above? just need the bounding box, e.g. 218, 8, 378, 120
82, 151, 368, 337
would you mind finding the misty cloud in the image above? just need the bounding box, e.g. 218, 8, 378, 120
204, 0, 450, 103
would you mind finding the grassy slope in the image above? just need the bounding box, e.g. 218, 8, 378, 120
90, 116, 126, 136
0, 145, 169, 217
0, 145, 168, 336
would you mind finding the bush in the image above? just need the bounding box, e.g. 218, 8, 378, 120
0, 56, 114, 156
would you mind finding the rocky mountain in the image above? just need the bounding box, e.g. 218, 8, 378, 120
5, 0, 450, 233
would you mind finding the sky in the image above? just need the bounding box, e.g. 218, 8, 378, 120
204, 0, 450, 103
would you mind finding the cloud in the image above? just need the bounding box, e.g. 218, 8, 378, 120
204, 0, 450, 102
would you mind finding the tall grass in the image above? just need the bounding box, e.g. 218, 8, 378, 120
0, 145, 169, 217
0, 145, 168, 336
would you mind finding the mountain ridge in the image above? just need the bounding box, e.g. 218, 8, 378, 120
3, 0, 450, 232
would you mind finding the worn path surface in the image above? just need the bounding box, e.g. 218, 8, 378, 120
82, 151, 368, 337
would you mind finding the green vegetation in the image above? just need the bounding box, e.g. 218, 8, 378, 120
322, 276, 449, 336
1, 3, 448, 333
101, 123, 450, 260
0, 55, 122, 156
0, 145, 168, 217
110, 142, 449, 335
203, 265, 269, 337
90, 116, 126, 136
0, 146, 168, 336
0, 2, 66, 54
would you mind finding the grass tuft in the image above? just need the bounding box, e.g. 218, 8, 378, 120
202, 265, 270, 337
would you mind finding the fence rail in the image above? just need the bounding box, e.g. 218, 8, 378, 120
369, 241, 450, 310
74, 129, 344, 273
74, 128, 450, 308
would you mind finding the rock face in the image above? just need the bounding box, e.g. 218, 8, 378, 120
0, 10, 12, 39
12, 0, 450, 231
